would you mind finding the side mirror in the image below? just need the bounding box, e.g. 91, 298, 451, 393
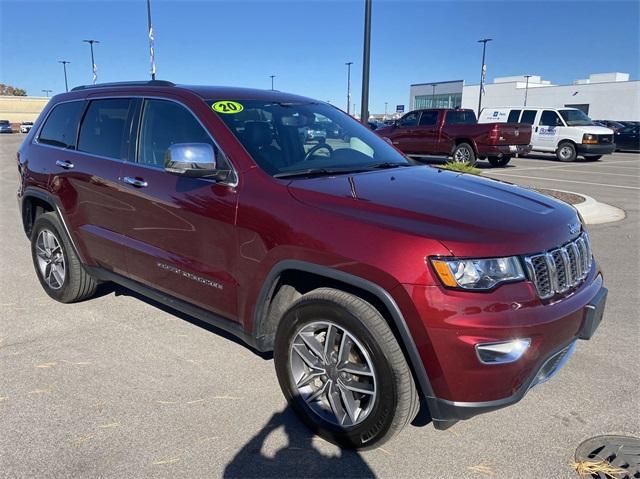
164, 143, 219, 178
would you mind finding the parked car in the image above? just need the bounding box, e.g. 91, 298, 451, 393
479, 107, 615, 161
304, 126, 327, 142
367, 120, 383, 130
376, 108, 532, 167
593, 120, 625, 132
0, 120, 13, 133
17, 81, 607, 449
614, 125, 640, 151
20, 121, 34, 133
619, 120, 640, 128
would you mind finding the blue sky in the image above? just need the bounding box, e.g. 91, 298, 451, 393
1, 0, 638, 113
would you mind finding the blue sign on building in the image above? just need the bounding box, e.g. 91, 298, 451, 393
396, 105, 405, 113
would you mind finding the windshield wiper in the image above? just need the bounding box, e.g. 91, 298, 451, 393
273, 167, 370, 179
367, 162, 411, 169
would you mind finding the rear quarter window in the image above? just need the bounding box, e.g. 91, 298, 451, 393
38, 101, 86, 149
520, 110, 537, 125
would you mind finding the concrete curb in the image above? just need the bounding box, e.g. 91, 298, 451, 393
554, 189, 626, 225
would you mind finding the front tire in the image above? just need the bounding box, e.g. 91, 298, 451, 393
451, 143, 477, 166
556, 142, 577, 162
30, 212, 98, 303
274, 288, 419, 449
488, 156, 511, 167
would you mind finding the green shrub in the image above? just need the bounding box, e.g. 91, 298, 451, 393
437, 162, 483, 175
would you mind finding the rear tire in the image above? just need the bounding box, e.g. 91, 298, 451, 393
274, 288, 419, 450
556, 142, 577, 162
30, 212, 98, 303
450, 143, 477, 166
488, 156, 511, 167
583, 155, 602, 161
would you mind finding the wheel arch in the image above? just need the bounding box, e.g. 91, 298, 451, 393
252, 260, 439, 404
21, 187, 85, 263
452, 138, 478, 154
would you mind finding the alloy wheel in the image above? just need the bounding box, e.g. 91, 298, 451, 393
454, 146, 471, 163
289, 321, 377, 427
35, 229, 65, 290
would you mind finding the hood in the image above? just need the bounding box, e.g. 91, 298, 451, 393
577, 125, 614, 134
287, 166, 581, 257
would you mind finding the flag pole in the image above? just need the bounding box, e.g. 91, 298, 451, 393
147, 0, 156, 80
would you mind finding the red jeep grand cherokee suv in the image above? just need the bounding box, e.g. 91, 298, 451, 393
17, 81, 607, 449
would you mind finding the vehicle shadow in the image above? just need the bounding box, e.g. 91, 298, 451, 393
92, 282, 273, 360
223, 407, 376, 479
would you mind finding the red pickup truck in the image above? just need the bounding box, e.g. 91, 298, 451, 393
376, 108, 532, 167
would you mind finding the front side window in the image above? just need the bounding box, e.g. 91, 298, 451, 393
138, 99, 231, 173
444, 110, 476, 125
38, 101, 85, 149
78, 99, 132, 159
211, 100, 409, 177
520, 110, 537, 124
558, 109, 593, 127
540, 110, 564, 127
507, 110, 521, 123
418, 111, 438, 126
398, 112, 418, 127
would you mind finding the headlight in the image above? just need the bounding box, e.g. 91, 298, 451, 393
582, 133, 598, 144
431, 256, 525, 290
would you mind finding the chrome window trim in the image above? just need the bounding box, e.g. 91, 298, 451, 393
33, 94, 238, 188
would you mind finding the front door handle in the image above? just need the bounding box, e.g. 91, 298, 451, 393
55, 159, 74, 169
122, 176, 148, 188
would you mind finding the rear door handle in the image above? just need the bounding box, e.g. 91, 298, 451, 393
122, 176, 148, 188
55, 159, 74, 169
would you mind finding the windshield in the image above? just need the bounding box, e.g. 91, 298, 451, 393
559, 109, 593, 126
210, 100, 409, 177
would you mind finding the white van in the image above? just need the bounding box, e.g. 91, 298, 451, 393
478, 107, 616, 161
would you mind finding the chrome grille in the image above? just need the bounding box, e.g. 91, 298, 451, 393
525, 233, 593, 299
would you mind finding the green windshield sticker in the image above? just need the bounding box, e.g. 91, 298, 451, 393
212, 100, 244, 114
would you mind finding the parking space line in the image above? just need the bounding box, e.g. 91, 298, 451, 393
487, 172, 640, 190
505, 159, 639, 173
538, 169, 639, 178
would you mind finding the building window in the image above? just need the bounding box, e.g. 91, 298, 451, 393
415, 93, 462, 109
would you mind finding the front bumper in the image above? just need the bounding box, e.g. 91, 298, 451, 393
576, 143, 615, 155
401, 268, 606, 427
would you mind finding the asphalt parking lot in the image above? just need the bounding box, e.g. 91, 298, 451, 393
1, 133, 638, 478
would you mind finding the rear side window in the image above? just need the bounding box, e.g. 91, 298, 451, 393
138, 99, 229, 170
444, 110, 476, 125
38, 101, 85, 149
507, 110, 521, 123
418, 111, 438, 126
540, 110, 563, 127
520, 110, 537, 124
78, 99, 133, 159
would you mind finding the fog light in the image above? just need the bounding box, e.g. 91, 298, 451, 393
476, 339, 531, 365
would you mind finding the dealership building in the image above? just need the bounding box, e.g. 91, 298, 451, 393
409, 72, 639, 121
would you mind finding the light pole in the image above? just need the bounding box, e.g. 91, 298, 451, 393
384, 102, 387, 118
58, 60, 70, 92
524, 74, 532, 106
430, 83, 436, 107
477, 38, 492, 117
42, 89, 52, 97
83, 39, 100, 84
146, 0, 156, 80
360, 0, 372, 125
270, 75, 275, 90
345, 61, 353, 115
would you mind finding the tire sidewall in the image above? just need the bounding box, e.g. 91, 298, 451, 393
31, 215, 71, 302
274, 298, 399, 449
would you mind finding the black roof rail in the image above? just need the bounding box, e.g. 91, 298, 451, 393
71, 80, 175, 91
